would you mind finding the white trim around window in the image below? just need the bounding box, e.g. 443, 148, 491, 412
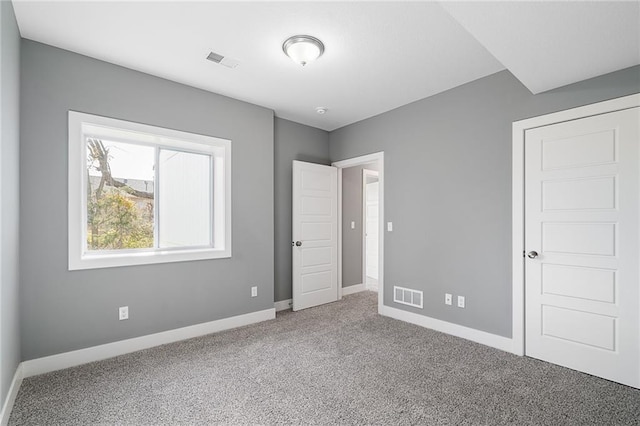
68, 111, 231, 270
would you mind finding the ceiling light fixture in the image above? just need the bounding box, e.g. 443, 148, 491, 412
282, 35, 325, 66
316, 107, 328, 115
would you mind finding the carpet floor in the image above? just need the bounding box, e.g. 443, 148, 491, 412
9, 291, 640, 425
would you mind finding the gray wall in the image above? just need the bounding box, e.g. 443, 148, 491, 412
20, 40, 275, 360
274, 118, 329, 303
341, 163, 377, 287
329, 66, 640, 338
0, 0, 21, 405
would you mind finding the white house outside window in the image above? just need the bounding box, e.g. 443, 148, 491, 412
68, 111, 231, 270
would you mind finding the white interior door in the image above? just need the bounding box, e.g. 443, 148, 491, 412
524, 107, 639, 387
365, 180, 379, 281
292, 160, 338, 311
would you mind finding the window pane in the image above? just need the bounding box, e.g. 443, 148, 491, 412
86, 139, 155, 251
158, 149, 211, 248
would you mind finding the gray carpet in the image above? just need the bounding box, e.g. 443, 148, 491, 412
9, 291, 640, 425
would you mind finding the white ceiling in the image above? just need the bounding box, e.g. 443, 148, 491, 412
11, 1, 640, 131
441, 1, 640, 95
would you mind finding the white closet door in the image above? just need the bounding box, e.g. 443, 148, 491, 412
524, 107, 639, 388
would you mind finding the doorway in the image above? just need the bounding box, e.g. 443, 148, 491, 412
333, 152, 384, 313
290, 153, 384, 313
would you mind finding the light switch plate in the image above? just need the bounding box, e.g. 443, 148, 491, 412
387, 222, 393, 232
351, 221, 355, 229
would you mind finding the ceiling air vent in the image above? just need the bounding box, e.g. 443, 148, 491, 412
206, 51, 240, 69
206, 51, 224, 63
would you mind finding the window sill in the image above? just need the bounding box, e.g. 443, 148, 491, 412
69, 247, 231, 271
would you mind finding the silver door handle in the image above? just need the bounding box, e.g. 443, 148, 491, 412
295, 241, 302, 247
527, 251, 539, 259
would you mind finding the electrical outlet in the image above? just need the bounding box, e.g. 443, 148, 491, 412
251, 286, 258, 297
457, 296, 465, 308
119, 306, 129, 321
445, 293, 452, 305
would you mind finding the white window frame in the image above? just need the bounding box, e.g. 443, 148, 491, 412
68, 111, 231, 270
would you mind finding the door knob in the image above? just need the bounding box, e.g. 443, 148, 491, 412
295, 241, 302, 247
527, 251, 539, 259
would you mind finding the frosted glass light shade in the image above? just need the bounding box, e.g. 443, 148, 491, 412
283, 35, 325, 66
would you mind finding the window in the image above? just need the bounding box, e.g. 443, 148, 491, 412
68, 111, 231, 270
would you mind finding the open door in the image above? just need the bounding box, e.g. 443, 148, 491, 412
292, 160, 338, 311
363, 169, 379, 290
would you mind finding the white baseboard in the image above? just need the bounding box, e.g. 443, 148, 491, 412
0, 363, 23, 426
274, 299, 292, 312
365, 277, 379, 292
379, 305, 513, 353
22, 308, 275, 378
342, 283, 366, 296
